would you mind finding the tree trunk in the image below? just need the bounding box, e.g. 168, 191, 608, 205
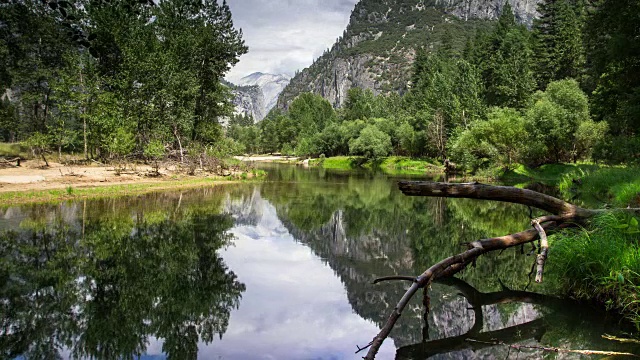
363, 181, 638, 359
174, 125, 184, 163
41, 152, 49, 167
80, 69, 88, 161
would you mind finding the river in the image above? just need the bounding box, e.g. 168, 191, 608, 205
1, 164, 638, 359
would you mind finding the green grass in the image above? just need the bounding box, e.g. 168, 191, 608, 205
378, 156, 442, 174
549, 212, 640, 329
310, 156, 443, 174
0, 143, 28, 158
310, 156, 360, 170
500, 163, 603, 185
558, 166, 640, 207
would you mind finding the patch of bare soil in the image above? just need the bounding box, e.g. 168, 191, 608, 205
0, 160, 174, 193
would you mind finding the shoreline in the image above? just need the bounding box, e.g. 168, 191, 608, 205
0, 160, 262, 206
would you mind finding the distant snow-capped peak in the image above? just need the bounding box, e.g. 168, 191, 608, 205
229, 72, 291, 122
237, 73, 291, 114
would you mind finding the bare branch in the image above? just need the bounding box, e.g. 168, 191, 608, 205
398, 181, 595, 218
372, 276, 416, 284
465, 339, 640, 358
361, 182, 638, 359
531, 220, 549, 283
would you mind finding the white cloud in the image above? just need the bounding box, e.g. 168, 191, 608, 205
225, 0, 359, 83
140, 198, 396, 359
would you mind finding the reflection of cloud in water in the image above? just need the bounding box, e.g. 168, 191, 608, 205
143, 197, 395, 359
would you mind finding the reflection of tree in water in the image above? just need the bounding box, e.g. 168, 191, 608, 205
0, 200, 244, 360
399, 277, 640, 359
260, 172, 539, 348
258, 168, 640, 357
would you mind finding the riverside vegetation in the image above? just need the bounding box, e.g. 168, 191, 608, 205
2, 0, 640, 352
0, 0, 248, 174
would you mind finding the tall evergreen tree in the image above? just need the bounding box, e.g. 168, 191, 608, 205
585, 0, 640, 137
533, 0, 585, 89
481, 2, 536, 109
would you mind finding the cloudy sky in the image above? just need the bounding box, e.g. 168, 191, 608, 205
225, 0, 359, 83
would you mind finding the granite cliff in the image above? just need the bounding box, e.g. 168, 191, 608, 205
277, 0, 541, 109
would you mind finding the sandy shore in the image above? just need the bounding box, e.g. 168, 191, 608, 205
234, 155, 299, 162
0, 160, 219, 194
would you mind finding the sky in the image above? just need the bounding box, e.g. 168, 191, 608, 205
225, 0, 359, 83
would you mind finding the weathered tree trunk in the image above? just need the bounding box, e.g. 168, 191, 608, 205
174, 125, 184, 163
362, 181, 638, 360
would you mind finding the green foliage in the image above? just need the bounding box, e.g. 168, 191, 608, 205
348, 125, 392, 160
144, 140, 166, 174
524, 79, 594, 164
585, 0, 640, 138
288, 93, 336, 138
593, 135, 640, 165
343, 88, 375, 121
558, 166, 640, 208
485, 27, 536, 109
0, 0, 247, 164
294, 136, 320, 158
451, 107, 525, 171
106, 127, 136, 160
533, 0, 586, 89
23, 132, 52, 166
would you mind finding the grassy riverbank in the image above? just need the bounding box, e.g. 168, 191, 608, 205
546, 166, 640, 329
549, 212, 640, 329
311, 156, 618, 183
559, 166, 640, 207
311, 156, 443, 175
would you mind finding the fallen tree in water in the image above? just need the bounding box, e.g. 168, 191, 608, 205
362, 181, 640, 360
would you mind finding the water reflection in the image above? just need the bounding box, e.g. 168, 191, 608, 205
0, 165, 638, 359
0, 191, 244, 359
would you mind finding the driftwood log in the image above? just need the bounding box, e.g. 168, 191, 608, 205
362, 181, 639, 360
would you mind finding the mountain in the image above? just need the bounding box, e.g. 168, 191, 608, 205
230, 83, 266, 122
277, 0, 541, 109
230, 72, 291, 122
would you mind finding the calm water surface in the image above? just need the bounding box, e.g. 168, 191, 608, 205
1, 164, 638, 359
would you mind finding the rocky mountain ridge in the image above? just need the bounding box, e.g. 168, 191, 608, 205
277, 0, 541, 109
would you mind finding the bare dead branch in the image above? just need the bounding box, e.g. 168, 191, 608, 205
398, 181, 595, 218
363, 182, 596, 359
363, 181, 640, 359
465, 339, 640, 358
602, 334, 640, 344
372, 276, 416, 284
532, 220, 549, 283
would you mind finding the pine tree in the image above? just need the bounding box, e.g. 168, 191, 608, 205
533, 0, 585, 89
585, 0, 640, 137
481, 2, 536, 108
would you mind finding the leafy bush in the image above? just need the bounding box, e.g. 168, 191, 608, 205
593, 135, 640, 165
524, 79, 592, 164
450, 107, 525, 171
144, 140, 166, 175
23, 132, 52, 166
349, 125, 392, 160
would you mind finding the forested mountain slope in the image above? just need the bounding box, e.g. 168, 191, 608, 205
277, 0, 540, 109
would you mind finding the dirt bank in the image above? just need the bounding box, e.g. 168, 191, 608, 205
0, 160, 174, 192
0, 160, 253, 204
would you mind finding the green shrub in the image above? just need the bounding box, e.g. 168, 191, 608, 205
349, 125, 392, 160
450, 107, 525, 172
144, 140, 166, 175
